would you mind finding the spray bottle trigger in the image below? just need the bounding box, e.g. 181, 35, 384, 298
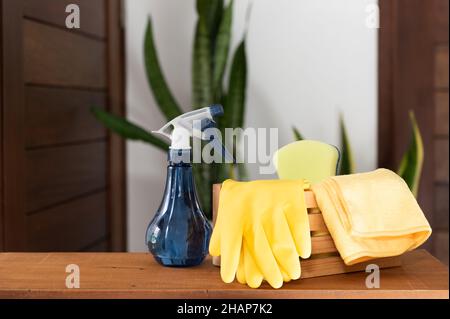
209, 135, 235, 164
209, 104, 224, 117
151, 122, 173, 140
195, 118, 235, 164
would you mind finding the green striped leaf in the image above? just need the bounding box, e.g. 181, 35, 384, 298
223, 40, 247, 129
91, 107, 168, 151
222, 41, 247, 181
236, 162, 248, 181
196, 0, 224, 47
397, 111, 424, 197
192, 17, 213, 108
212, 0, 233, 99
292, 126, 304, 141
338, 115, 355, 175
144, 18, 182, 121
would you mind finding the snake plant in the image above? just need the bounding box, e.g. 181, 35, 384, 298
292, 110, 424, 197
92, 0, 247, 217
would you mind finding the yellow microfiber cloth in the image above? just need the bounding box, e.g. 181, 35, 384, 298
311, 168, 432, 265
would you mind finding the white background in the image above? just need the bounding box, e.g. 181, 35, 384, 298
124, 0, 378, 251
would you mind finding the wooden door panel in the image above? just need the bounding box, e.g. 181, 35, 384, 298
1, 0, 27, 251
435, 92, 449, 135
1, 0, 125, 251
25, 86, 107, 148
26, 192, 107, 251
433, 0, 449, 43
379, 0, 449, 262
435, 139, 449, 184
25, 142, 107, 213
23, 0, 106, 38
83, 239, 109, 252
23, 19, 106, 88
435, 45, 449, 89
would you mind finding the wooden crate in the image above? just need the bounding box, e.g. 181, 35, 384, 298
211, 184, 401, 279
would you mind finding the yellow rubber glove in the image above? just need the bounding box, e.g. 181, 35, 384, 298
209, 179, 311, 289
236, 241, 292, 288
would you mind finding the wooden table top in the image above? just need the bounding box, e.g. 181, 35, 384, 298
0, 249, 447, 299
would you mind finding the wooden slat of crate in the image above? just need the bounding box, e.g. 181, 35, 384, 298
211, 184, 401, 278
311, 235, 337, 254
300, 255, 401, 279
309, 214, 328, 232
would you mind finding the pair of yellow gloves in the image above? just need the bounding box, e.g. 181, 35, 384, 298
209, 179, 311, 289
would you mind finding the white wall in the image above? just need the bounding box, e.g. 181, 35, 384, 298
125, 0, 378, 251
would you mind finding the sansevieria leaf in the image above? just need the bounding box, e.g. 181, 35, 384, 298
292, 126, 304, 141
339, 115, 355, 175
236, 163, 249, 181
397, 111, 424, 197
91, 107, 168, 151
196, 0, 224, 47
192, 17, 213, 108
223, 40, 247, 129
91, 2, 249, 219
212, 0, 233, 98
193, 162, 210, 212
223, 40, 247, 182
144, 18, 182, 120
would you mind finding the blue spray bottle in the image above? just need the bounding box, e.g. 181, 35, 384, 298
146, 105, 232, 267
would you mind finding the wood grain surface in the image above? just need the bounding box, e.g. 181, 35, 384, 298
23, 19, 106, 88
26, 192, 107, 251
1, 0, 124, 252
435, 45, 449, 89
25, 86, 106, 148
23, 0, 106, 38
0, 250, 447, 299
25, 142, 106, 213
106, 0, 127, 251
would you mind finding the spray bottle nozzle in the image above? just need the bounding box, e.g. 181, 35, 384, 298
209, 104, 224, 117
152, 105, 234, 163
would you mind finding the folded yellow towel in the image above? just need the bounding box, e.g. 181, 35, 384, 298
312, 168, 432, 265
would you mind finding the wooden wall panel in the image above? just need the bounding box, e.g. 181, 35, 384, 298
435, 92, 449, 135
1, 0, 125, 252
23, 0, 106, 38
26, 192, 107, 251
380, 0, 448, 264
433, 0, 449, 43
378, 0, 436, 228
23, 19, 106, 88
435, 139, 449, 184
1, 0, 27, 251
25, 86, 106, 148
377, 0, 395, 168
0, 0, 3, 251
432, 1, 449, 265
83, 239, 109, 252
435, 45, 449, 89
25, 142, 107, 213
433, 231, 449, 265
435, 185, 449, 228
106, 0, 126, 252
